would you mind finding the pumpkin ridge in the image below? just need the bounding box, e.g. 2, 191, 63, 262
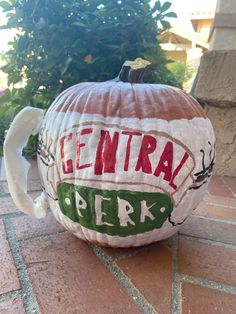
54, 82, 207, 121
178, 89, 207, 118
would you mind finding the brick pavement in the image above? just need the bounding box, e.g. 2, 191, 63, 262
0, 173, 236, 314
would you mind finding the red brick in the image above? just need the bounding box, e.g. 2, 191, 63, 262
102, 241, 165, 260
21, 233, 141, 314
0, 196, 20, 215
182, 283, 236, 314
179, 216, 236, 245
178, 238, 236, 286
117, 243, 173, 314
0, 192, 45, 215
203, 194, 236, 208
0, 220, 20, 294
223, 177, 236, 195
2, 181, 13, 194
11, 210, 65, 241
207, 176, 234, 198
102, 246, 140, 260
0, 296, 25, 314
194, 203, 236, 222
27, 180, 42, 192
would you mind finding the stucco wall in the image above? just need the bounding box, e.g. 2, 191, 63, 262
192, 50, 236, 177
206, 106, 236, 176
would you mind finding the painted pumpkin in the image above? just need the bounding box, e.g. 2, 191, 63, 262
4, 58, 215, 247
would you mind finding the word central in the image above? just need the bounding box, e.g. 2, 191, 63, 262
59, 126, 192, 191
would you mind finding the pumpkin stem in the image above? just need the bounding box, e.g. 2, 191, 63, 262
118, 58, 152, 83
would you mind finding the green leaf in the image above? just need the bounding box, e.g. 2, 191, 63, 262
0, 103, 14, 115
142, 37, 155, 49
61, 56, 72, 75
0, 24, 9, 30
104, 44, 120, 50
161, 1, 172, 13
10, 74, 22, 85
161, 20, 171, 29
72, 21, 87, 28
0, 0, 179, 130
152, 1, 161, 12
164, 12, 177, 18
0, 0, 12, 11
6, 12, 15, 18
0, 89, 11, 104
13, 104, 23, 116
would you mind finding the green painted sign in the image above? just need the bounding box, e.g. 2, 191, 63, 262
57, 183, 173, 236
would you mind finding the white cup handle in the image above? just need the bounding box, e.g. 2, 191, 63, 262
3, 106, 47, 218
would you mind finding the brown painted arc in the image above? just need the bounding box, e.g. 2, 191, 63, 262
52, 81, 207, 121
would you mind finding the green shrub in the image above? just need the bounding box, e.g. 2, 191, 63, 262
0, 0, 177, 158
0, 113, 11, 156
167, 60, 194, 90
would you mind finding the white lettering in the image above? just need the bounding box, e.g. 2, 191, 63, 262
117, 197, 135, 227
140, 201, 155, 223
95, 195, 114, 226
75, 191, 87, 217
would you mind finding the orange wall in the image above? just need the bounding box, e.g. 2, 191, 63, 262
192, 19, 213, 41
165, 51, 187, 62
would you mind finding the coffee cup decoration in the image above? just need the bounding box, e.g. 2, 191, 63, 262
4, 58, 215, 247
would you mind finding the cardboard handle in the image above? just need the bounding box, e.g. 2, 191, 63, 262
3, 107, 47, 218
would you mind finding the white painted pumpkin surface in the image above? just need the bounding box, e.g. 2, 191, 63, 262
36, 81, 215, 247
